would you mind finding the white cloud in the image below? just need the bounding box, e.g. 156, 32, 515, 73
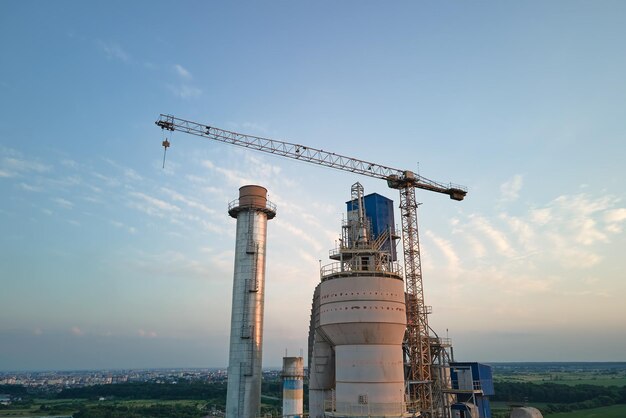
54, 197, 74, 209
604, 208, 626, 232
103, 158, 143, 182
92, 172, 120, 187
605, 208, 626, 223
246, 155, 282, 176
18, 183, 41, 192
110, 220, 137, 234
61, 159, 79, 169
174, 64, 192, 79
500, 213, 535, 251
425, 230, 460, 275
201, 153, 289, 190
97, 40, 130, 62
465, 235, 487, 259
129, 249, 227, 280
274, 218, 325, 253
124, 168, 142, 181
296, 248, 321, 265
128, 191, 181, 217
210, 250, 236, 273
202, 159, 254, 187
500, 174, 523, 202
551, 194, 612, 246
174, 211, 227, 235
1, 157, 51, 177
167, 84, 202, 98
469, 215, 516, 257
160, 187, 215, 215
530, 207, 552, 225
448, 192, 622, 278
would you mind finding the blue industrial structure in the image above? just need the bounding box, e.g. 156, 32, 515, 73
449, 362, 494, 418
346, 192, 397, 260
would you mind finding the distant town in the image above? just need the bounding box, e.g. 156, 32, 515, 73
0, 368, 282, 391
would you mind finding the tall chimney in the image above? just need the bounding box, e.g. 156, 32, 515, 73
225, 185, 276, 418
282, 356, 304, 418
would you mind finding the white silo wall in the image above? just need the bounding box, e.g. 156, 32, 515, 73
319, 274, 407, 417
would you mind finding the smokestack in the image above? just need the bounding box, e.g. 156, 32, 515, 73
225, 185, 276, 418
281, 356, 304, 418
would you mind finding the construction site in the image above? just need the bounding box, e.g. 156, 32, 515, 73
156, 114, 512, 418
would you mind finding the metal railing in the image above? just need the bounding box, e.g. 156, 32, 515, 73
320, 261, 403, 277
430, 336, 452, 346
228, 198, 277, 213
449, 379, 483, 392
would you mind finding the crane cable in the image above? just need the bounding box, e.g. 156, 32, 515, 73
161, 128, 171, 169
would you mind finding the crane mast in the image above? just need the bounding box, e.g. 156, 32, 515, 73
156, 113, 467, 416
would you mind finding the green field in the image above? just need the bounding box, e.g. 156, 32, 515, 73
495, 375, 626, 387
0, 398, 207, 418
545, 404, 626, 417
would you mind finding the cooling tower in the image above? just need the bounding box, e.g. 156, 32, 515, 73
225, 185, 276, 418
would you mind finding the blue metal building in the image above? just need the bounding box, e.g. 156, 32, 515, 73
346, 192, 397, 260
449, 362, 494, 418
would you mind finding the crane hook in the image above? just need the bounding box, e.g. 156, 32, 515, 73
162, 138, 170, 168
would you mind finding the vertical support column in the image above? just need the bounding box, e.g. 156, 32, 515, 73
226, 185, 276, 418
399, 186, 433, 415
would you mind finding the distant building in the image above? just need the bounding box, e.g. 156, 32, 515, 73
0, 394, 11, 405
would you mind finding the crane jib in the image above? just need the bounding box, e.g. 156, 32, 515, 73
155, 114, 467, 200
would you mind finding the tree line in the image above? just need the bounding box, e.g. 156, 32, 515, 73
56, 381, 227, 401
493, 381, 626, 403
493, 381, 626, 415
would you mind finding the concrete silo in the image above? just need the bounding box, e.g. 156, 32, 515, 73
225, 185, 276, 418
309, 183, 408, 418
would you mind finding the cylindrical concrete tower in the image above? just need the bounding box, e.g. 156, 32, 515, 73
309, 183, 408, 418
282, 356, 304, 418
319, 274, 407, 417
226, 185, 276, 418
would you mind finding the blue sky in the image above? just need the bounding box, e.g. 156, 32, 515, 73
1, 1, 625, 370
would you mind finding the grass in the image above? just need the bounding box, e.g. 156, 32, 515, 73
495, 372, 626, 387
0, 398, 207, 417
544, 404, 626, 417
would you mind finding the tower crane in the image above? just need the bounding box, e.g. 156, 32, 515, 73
156, 114, 467, 416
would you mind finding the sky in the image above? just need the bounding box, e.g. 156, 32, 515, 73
1, 1, 625, 371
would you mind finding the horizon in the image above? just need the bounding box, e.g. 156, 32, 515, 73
3, 361, 626, 374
